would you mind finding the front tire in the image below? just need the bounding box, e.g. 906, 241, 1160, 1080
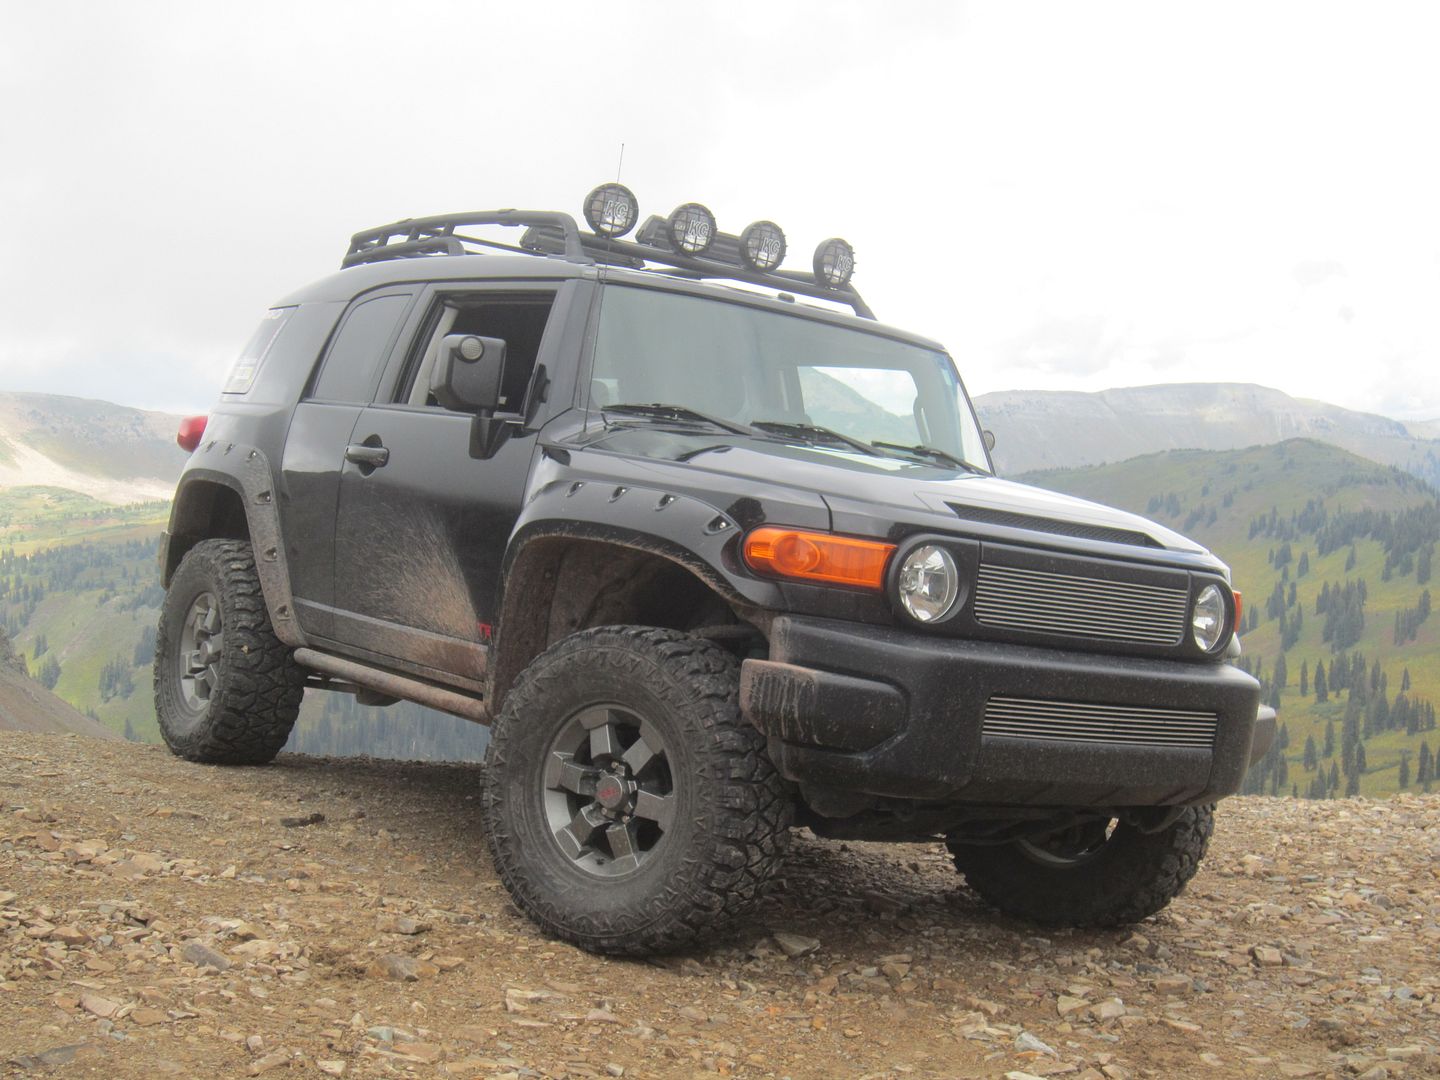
154, 539, 304, 764
946, 805, 1214, 927
480, 626, 790, 955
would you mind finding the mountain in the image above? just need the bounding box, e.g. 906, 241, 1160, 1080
0, 392, 184, 504
1022, 438, 1439, 799
0, 625, 120, 738
975, 382, 1440, 488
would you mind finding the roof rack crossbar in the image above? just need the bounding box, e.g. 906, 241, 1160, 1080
344, 210, 587, 268
342, 209, 876, 319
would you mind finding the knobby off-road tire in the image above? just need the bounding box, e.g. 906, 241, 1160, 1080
154, 539, 305, 765
946, 804, 1215, 927
480, 625, 790, 955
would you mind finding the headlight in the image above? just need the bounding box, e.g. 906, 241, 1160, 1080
1192, 584, 1227, 651
897, 545, 960, 623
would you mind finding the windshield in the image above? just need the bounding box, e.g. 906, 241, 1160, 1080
590, 286, 991, 471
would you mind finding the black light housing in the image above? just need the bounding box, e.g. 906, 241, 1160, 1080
813, 237, 856, 288
583, 183, 639, 238
667, 203, 717, 255
739, 220, 787, 272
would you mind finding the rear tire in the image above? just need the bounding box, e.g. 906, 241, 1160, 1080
946, 805, 1214, 927
154, 539, 304, 764
481, 626, 790, 955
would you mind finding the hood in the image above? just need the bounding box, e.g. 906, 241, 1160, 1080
574, 425, 1209, 557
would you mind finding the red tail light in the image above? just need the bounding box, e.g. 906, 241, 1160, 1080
177, 415, 208, 452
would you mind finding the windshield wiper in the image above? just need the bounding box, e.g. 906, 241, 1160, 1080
871, 440, 987, 474
751, 420, 883, 457
603, 403, 758, 436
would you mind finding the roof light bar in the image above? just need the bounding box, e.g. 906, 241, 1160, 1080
583, 183, 639, 238
666, 203, 718, 255
813, 238, 856, 289
739, 220, 786, 272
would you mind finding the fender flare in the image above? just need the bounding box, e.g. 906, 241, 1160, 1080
164, 443, 307, 649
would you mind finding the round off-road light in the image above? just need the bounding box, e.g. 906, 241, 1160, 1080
897, 544, 960, 623
1192, 583, 1227, 651
667, 203, 717, 255
813, 237, 855, 288
583, 183, 639, 238
739, 220, 787, 271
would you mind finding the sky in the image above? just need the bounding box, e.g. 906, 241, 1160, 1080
1, 1, 1437, 421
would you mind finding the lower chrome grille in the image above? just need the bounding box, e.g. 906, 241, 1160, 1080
983, 696, 1218, 749
973, 561, 1189, 646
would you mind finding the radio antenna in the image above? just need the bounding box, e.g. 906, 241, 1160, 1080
585, 143, 626, 427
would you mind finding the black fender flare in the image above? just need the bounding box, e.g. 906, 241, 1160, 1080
487, 475, 786, 708
163, 442, 307, 649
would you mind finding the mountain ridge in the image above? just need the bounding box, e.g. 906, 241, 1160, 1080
0, 392, 183, 504
974, 382, 1440, 486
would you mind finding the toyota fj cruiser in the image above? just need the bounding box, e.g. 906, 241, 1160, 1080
155, 184, 1274, 954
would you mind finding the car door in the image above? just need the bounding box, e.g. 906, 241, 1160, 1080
278, 288, 416, 639
326, 279, 581, 689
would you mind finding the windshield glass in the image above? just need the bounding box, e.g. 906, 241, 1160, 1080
590, 286, 990, 471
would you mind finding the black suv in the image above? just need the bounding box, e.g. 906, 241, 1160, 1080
155, 185, 1272, 954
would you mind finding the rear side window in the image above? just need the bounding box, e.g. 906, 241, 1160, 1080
223, 307, 295, 394
311, 293, 412, 403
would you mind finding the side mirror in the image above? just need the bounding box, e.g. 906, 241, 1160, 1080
983, 429, 996, 452
431, 335, 507, 413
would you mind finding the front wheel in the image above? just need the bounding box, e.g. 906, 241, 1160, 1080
480, 626, 790, 955
946, 805, 1214, 927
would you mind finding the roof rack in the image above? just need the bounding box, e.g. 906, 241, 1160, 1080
342, 209, 875, 319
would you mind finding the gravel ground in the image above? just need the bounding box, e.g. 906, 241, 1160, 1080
1, 730, 1437, 1080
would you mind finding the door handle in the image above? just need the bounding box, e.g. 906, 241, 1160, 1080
344, 443, 390, 469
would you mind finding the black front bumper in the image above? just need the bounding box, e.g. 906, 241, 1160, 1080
740, 615, 1268, 807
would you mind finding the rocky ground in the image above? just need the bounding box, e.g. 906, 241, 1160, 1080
1, 731, 1437, 1080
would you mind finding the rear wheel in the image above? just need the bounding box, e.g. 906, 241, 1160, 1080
481, 626, 790, 955
154, 539, 304, 764
946, 805, 1214, 927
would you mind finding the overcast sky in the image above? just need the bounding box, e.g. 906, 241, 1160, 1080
2, 1, 1437, 421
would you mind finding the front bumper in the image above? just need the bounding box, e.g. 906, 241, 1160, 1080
740, 615, 1268, 807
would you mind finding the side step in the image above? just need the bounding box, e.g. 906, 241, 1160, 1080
293, 647, 489, 724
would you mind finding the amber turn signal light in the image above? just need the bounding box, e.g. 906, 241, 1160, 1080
742, 527, 895, 590
1232, 590, 1243, 625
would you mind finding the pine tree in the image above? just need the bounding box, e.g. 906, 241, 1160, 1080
1303, 735, 1317, 771
1300, 660, 1309, 697
1323, 719, 1335, 758
1328, 761, 1340, 795
1355, 742, 1368, 775
1315, 660, 1328, 703
1419, 741, 1434, 793
1274, 653, 1288, 691
1398, 751, 1411, 789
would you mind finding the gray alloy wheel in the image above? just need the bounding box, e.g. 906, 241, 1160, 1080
177, 591, 224, 715
541, 703, 676, 878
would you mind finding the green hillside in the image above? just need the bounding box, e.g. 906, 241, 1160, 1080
1, 486, 485, 760
1023, 438, 1439, 798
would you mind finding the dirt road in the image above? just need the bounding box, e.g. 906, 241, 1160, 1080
1, 731, 1436, 1079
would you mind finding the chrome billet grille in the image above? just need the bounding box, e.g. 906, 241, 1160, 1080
983, 696, 1218, 749
973, 562, 1189, 645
